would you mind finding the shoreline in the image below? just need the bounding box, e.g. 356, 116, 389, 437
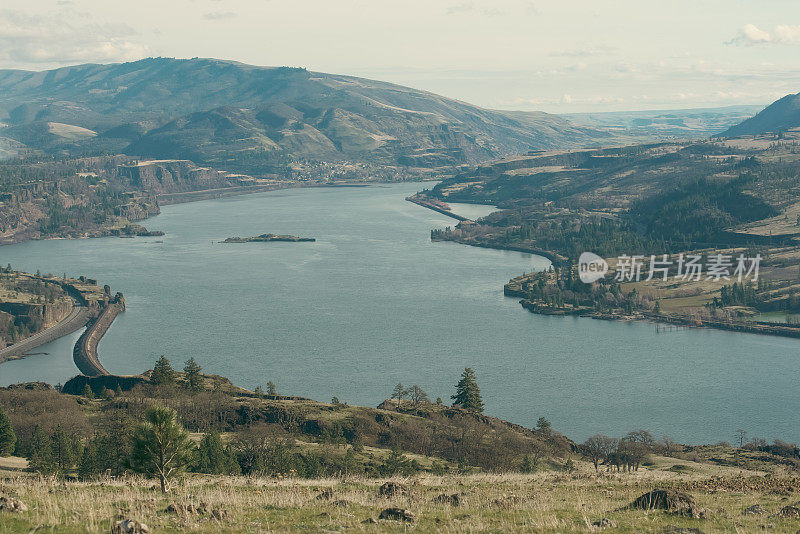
404, 194, 569, 267
504, 274, 800, 340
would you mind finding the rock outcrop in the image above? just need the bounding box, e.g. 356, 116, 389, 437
378, 508, 415, 522
116, 160, 236, 194
0, 496, 28, 513
629, 489, 700, 517
111, 519, 149, 534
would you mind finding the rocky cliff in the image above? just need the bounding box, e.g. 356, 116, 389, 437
115, 160, 235, 194
0, 299, 72, 328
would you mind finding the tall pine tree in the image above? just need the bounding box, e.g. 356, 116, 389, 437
0, 406, 15, 455
183, 357, 204, 392
195, 430, 239, 474
28, 426, 56, 474
151, 355, 176, 386
451, 367, 484, 412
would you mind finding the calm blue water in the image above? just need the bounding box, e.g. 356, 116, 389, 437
1, 182, 799, 445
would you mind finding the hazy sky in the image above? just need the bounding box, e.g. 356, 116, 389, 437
1, 0, 799, 113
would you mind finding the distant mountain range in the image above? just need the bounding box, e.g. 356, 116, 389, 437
0, 57, 783, 171
0, 58, 610, 170
718, 92, 800, 138
566, 105, 764, 138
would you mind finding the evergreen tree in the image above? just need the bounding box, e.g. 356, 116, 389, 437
0, 406, 16, 455
183, 357, 204, 392
151, 355, 176, 386
115, 384, 123, 397
128, 406, 194, 492
50, 427, 80, 474
78, 441, 99, 479
521, 455, 535, 473
195, 431, 240, 474
430, 461, 447, 475
380, 446, 413, 476
351, 433, 364, 453
451, 367, 484, 412
267, 381, 277, 396
254, 386, 264, 398
90, 432, 131, 477
28, 426, 56, 475
536, 417, 552, 435
342, 447, 357, 477
82, 384, 94, 399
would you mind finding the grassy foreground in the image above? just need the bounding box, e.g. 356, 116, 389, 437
3, 455, 800, 533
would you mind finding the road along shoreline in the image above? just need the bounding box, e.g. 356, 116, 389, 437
0, 304, 91, 362
1, 274, 125, 376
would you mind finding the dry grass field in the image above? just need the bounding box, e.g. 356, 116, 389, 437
3, 454, 800, 533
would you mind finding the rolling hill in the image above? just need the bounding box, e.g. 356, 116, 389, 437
719, 92, 800, 138
0, 57, 610, 169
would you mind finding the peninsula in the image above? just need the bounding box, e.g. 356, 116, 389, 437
417, 131, 800, 338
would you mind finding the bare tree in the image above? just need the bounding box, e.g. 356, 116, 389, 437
409, 385, 429, 405
583, 434, 618, 472
392, 383, 407, 401
736, 429, 748, 448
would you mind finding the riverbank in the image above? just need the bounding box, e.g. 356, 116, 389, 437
504, 270, 800, 340
156, 182, 300, 205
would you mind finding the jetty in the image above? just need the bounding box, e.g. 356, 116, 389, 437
72, 293, 125, 376
406, 194, 467, 221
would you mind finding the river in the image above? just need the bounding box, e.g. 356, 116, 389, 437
1, 182, 799, 444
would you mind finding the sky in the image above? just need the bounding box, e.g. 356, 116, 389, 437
1, 0, 799, 113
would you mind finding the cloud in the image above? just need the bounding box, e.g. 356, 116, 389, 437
446, 1, 475, 14
727, 23, 800, 45
444, 0, 517, 16
202, 11, 237, 20
549, 49, 599, 58
0, 9, 150, 68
